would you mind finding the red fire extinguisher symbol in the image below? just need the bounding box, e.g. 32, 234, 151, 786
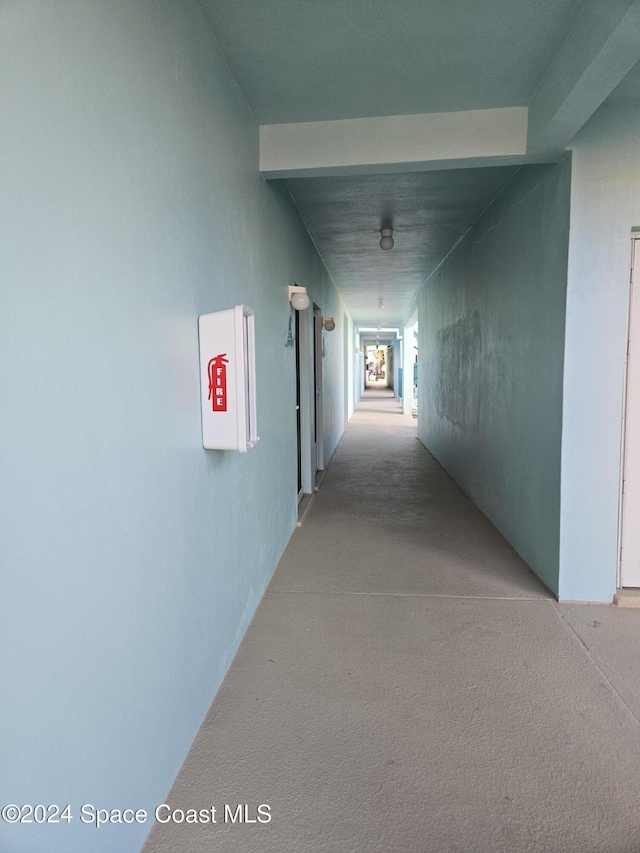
208, 354, 229, 412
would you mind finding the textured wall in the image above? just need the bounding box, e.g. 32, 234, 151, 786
418, 160, 571, 594
0, 2, 344, 851
560, 107, 640, 601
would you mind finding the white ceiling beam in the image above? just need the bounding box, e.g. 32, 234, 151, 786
260, 108, 529, 179
527, 0, 640, 154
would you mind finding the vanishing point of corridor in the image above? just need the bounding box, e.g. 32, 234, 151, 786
144, 391, 640, 853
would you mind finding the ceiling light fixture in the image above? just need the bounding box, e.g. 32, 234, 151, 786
379, 228, 394, 250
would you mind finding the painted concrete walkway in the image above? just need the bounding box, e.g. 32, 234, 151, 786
144, 390, 640, 853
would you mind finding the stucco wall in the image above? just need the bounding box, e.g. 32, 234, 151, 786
560, 106, 640, 601
0, 3, 345, 851
417, 159, 571, 594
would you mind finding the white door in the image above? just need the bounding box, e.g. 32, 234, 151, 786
620, 237, 640, 587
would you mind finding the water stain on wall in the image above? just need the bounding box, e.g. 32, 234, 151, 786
435, 310, 482, 433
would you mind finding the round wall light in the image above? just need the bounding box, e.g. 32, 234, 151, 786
288, 285, 310, 311
379, 228, 394, 250
322, 317, 336, 332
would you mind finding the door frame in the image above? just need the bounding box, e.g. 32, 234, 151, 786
298, 307, 313, 497
294, 309, 303, 502
294, 303, 321, 499
313, 304, 324, 473
619, 235, 640, 587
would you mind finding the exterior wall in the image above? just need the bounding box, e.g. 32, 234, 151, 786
343, 312, 356, 422
316, 301, 347, 465
418, 160, 571, 594
0, 3, 345, 851
560, 106, 640, 601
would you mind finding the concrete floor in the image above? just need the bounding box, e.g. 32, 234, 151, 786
143, 390, 640, 853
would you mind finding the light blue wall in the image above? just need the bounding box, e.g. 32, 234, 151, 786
343, 312, 355, 422
559, 106, 640, 602
0, 2, 344, 851
316, 299, 348, 464
417, 160, 571, 594
322, 322, 345, 460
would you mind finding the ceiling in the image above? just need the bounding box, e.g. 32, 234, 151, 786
606, 59, 640, 106
202, 0, 584, 124
201, 0, 640, 327
287, 167, 518, 327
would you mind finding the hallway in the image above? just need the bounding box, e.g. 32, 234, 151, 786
5, 6, 640, 851
144, 393, 640, 853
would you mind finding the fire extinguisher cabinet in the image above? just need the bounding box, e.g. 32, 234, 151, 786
198, 305, 259, 452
